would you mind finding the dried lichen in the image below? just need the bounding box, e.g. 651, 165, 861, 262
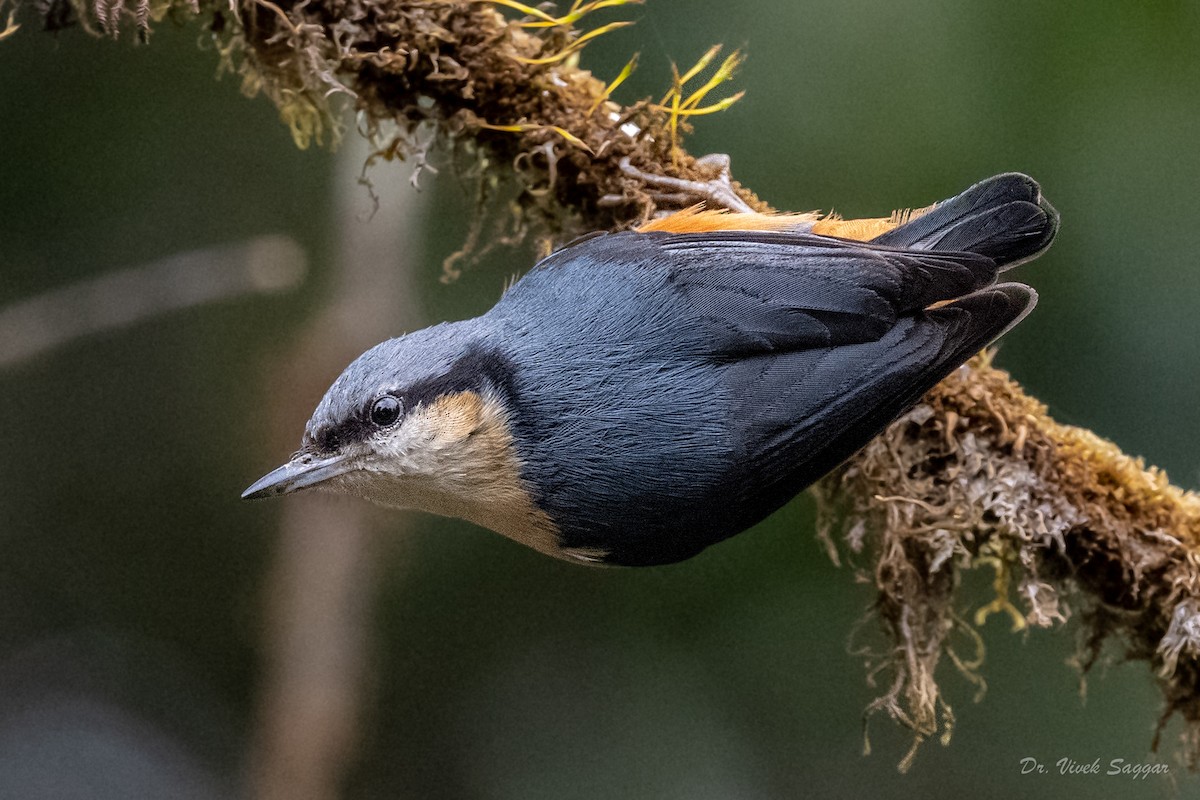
816, 353, 1200, 770
10, 0, 1200, 772
52, 0, 758, 249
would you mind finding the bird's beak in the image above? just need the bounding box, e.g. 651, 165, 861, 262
241, 453, 353, 500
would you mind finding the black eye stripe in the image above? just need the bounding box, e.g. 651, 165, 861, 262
305, 346, 518, 454
401, 346, 518, 410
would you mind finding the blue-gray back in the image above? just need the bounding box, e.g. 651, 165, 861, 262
486, 230, 1023, 565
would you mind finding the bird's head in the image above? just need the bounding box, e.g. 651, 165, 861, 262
241, 325, 559, 552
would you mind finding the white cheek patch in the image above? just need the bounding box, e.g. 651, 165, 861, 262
373, 409, 452, 475
352, 390, 569, 560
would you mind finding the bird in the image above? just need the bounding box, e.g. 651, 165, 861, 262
243, 173, 1058, 567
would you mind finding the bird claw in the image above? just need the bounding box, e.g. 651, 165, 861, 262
619, 154, 755, 215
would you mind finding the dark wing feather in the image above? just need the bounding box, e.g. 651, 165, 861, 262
723, 285, 1034, 515
650, 230, 999, 357
872, 172, 1059, 267
646, 231, 1035, 541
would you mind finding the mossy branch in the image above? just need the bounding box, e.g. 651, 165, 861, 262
816, 354, 1200, 770
12, 0, 1200, 770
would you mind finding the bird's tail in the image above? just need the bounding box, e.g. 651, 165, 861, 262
871, 173, 1059, 270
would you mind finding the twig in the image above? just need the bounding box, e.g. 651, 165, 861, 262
0, 236, 306, 369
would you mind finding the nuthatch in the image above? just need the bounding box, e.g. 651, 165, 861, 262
244, 173, 1057, 566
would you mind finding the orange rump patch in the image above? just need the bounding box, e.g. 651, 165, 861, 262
812, 202, 939, 241
639, 202, 939, 242
810, 216, 898, 241
638, 205, 820, 234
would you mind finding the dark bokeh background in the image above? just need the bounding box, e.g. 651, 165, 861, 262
2, 1, 1200, 798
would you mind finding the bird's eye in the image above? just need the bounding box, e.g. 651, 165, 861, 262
370, 395, 403, 428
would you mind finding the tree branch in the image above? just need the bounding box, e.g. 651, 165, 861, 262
0, 236, 305, 368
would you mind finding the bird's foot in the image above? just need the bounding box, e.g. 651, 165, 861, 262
617, 153, 756, 215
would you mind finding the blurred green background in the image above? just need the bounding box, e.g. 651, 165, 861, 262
2, 1, 1199, 798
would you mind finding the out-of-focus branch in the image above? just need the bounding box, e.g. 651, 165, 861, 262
0, 236, 305, 368
17, 0, 1200, 770
248, 133, 425, 800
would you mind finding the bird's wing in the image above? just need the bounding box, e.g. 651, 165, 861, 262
721, 285, 1033, 503
640, 230, 1032, 510
647, 230, 1000, 356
